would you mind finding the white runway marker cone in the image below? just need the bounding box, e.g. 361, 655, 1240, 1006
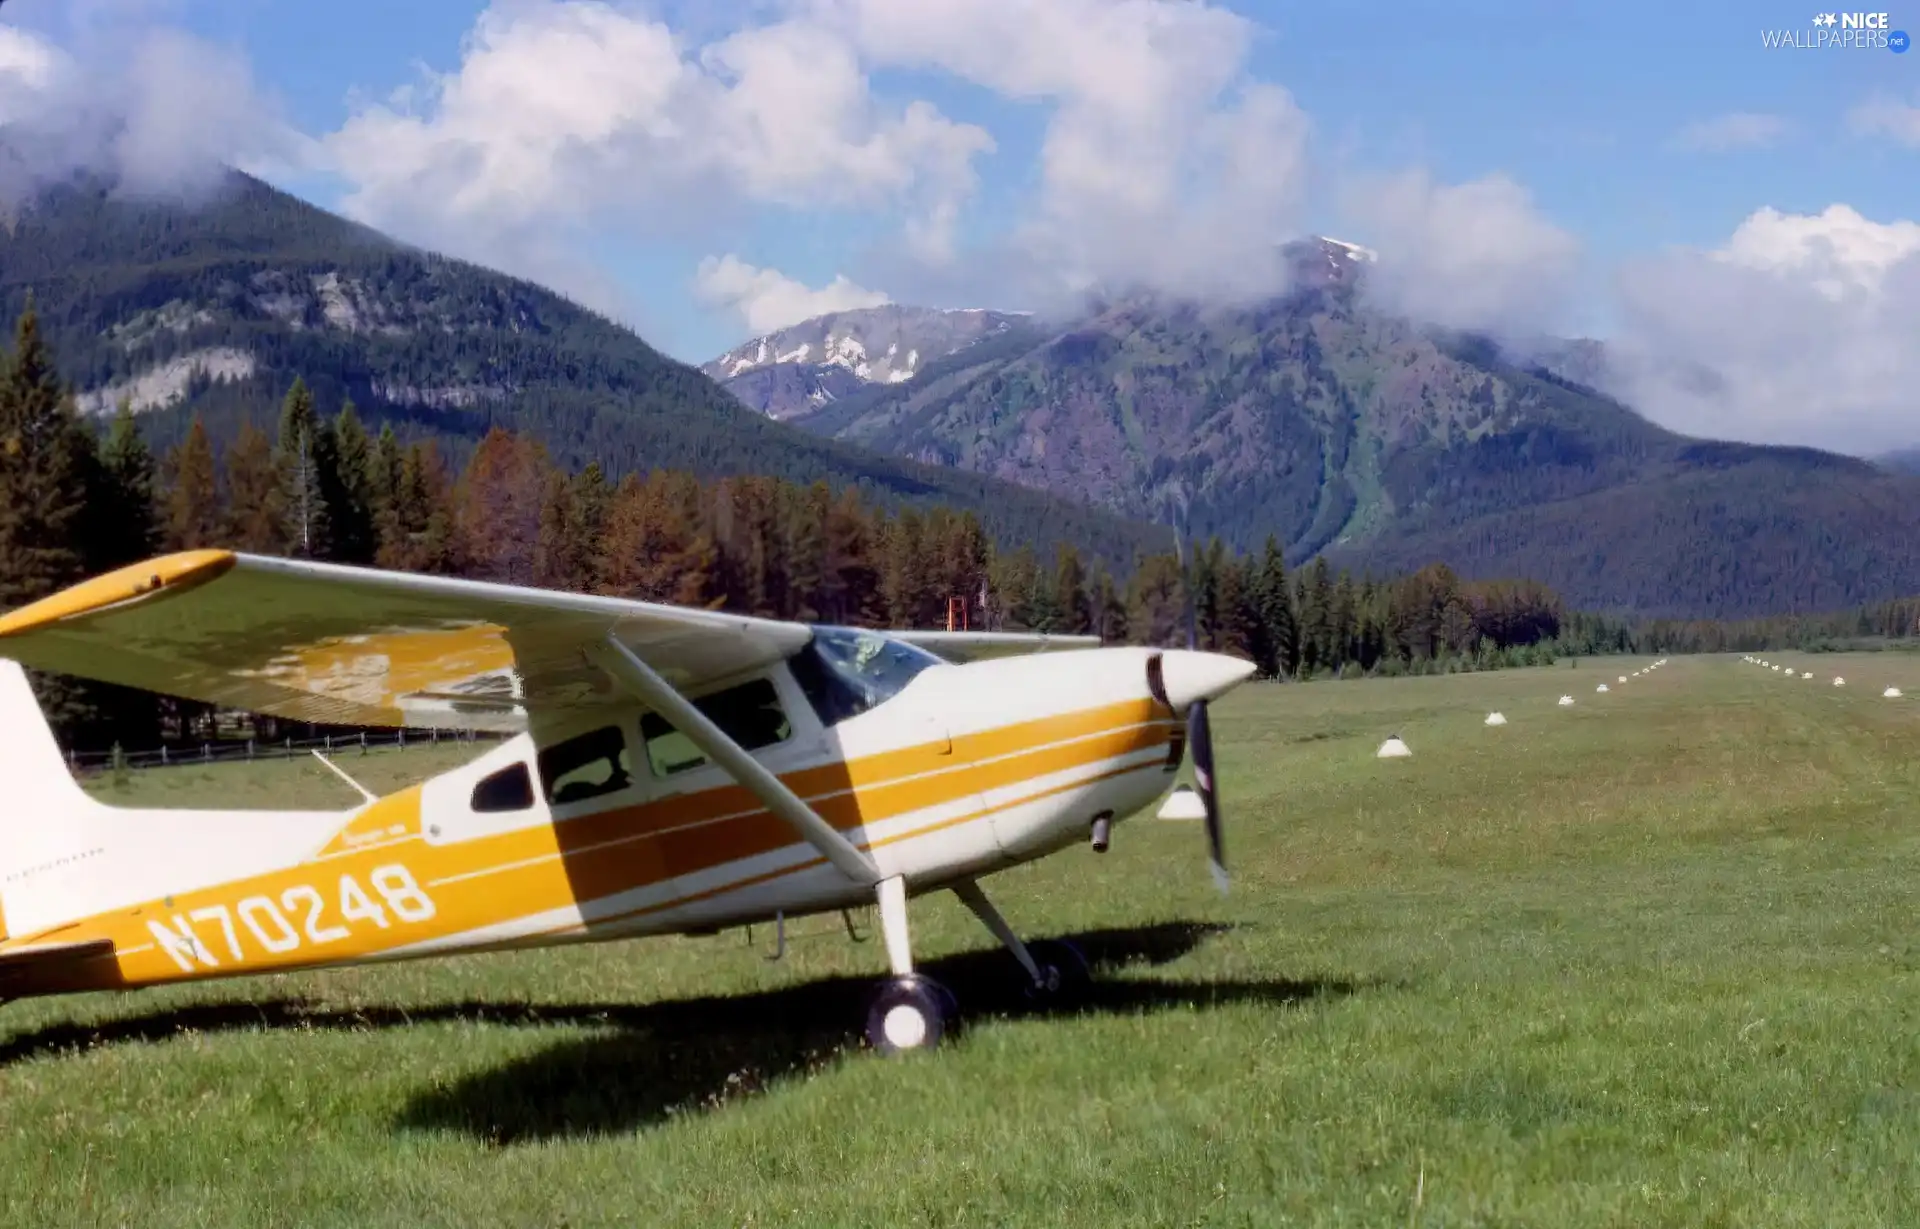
1157, 785, 1208, 821
1834, 677, 1846, 687
1884, 686, 1903, 698
1597, 684, 1609, 693
1377, 735, 1412, 759
1558, 695, 1575, 706
1485, 712, 1507, 726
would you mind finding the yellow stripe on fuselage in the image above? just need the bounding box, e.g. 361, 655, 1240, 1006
0, 698, 1170, 996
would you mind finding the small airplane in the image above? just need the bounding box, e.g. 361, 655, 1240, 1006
0, 550, 1253, 1053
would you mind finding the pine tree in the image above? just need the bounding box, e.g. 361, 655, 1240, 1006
572, 461, 609, 592
1298, 556, 1334, 673
306, 416, 347, 560
368, 422, 404, 560
383, 441, 464, 574
822, 488, 883, 625
93, 402, 160, 568
1125, 553, 1185, 646
995, 544, 1045, 630
1051, 543, 1091, 635
222, 421, 283, 553
275, 378, 325, 556
1194, 538, 1226, 649
0, 297, 91, 610
882, 509, 929, 628
1093, 565, 1129, 642
326, 400, 377, 564
458, 427, 545, 585
1249, 535, 1296, 678
163, 416, 223, 550
1213, 553, 1253, 660
0, 299, 107, 743
533, 468, 586, 590
784, 481, 828, 621
1330, 571, 1357, 670
85, 403, 163, 750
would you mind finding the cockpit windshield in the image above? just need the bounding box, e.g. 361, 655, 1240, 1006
788, 626, 946, 728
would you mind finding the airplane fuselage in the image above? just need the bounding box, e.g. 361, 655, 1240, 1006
0, 646, 1182, 998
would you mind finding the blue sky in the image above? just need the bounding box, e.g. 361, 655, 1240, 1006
4, 0, 1918, 450
90, 0, 1912, 348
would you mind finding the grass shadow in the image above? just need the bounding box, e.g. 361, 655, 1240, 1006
394, 921, 1368, 1144
0, 922, 1369, 1145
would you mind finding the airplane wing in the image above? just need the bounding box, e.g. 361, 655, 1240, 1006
0, 550, 811, 733
889, 630, 1102, 662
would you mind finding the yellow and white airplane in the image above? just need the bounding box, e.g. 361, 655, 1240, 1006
0, 550, 1253, 1052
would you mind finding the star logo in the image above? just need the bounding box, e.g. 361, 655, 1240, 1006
1813, 12, 1837, 25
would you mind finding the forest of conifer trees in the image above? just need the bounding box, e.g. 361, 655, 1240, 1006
0, 301, 1909, 754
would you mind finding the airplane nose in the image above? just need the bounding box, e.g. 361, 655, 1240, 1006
1155, 649, 1257, 710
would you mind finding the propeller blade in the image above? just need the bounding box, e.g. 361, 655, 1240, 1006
1172, 496, 1223, 891
1188, 699, 1227, 892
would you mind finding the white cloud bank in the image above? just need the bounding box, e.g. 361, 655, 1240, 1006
1602, 204, 1920, 454
0, 20, 303, 202
307, 0, 1316, 315
692, 254, 890, 333
1340, 169, 1582, 336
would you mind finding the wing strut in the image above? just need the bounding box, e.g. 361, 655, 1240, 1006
584, 635, 881, 887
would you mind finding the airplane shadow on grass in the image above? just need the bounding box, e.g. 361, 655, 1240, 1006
0, 921, 1369, 1144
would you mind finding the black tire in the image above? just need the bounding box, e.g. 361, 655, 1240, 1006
1023, 938, 1092, 1003
865, 975, 953, 1055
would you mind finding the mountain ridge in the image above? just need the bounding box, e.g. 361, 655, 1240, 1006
701, 253, 1920, 619
0, 169, 1173, 571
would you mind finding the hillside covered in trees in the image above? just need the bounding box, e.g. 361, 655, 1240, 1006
0, 172, 1168, 572
2, 302, 1910, 753
9, 170, 1917, 622
2, 300, 1601, 751
746, 255, 1920, 620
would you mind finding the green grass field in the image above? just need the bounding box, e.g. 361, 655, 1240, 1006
8, 651, 1918, 1227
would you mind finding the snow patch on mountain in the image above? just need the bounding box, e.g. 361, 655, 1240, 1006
702, 304, 1032, 420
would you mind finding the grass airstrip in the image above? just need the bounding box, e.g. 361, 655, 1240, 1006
5, 651, 1918, 1227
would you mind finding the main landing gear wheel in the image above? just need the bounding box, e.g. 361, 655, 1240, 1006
1023, 939, 1091, 1004
865, 975, 957, 1055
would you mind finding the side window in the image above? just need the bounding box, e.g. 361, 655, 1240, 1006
471, 762, 534, 813
641, 677, 792, 777
537, 725, 632, 805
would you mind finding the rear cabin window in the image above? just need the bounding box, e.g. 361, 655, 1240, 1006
471, 762, 535, 813
641, 677, 792, 777
537, 725, 633, 805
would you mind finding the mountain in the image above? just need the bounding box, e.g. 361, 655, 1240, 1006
704, 240, 1920, 619
0, 170, 1172, 570
1877, 448, 1920, 476
701, 304, 1034, 420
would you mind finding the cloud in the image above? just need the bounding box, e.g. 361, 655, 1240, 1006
320, 2, 992, 272
1602, 204, 1920, 454
692, 254, 890, 332
318, 0, 1312, 316
1845, 93, 1920, 147
1338, 169, 1583, 335
0, 19, 305, 203
1669, 111, 1789, 152
812, 0, 1312, 306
